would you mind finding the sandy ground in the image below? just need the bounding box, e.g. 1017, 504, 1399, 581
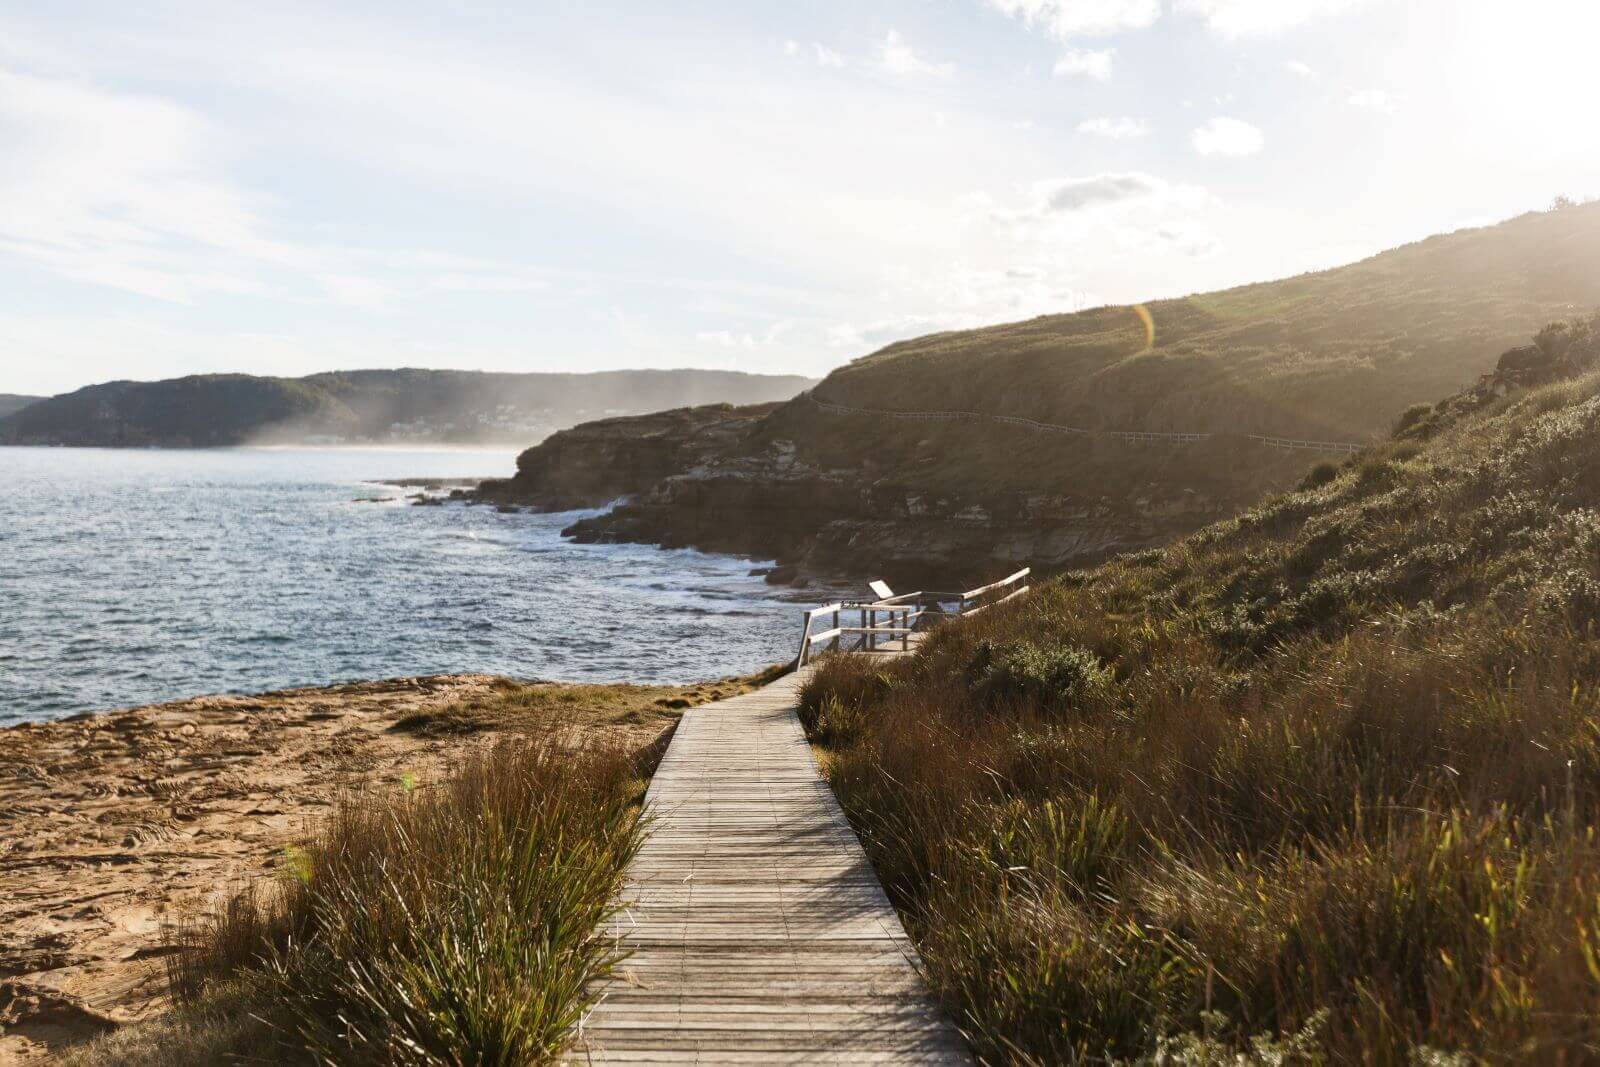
0, 675, 682, 1064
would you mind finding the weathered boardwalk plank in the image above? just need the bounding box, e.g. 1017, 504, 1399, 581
574, 669, 970, 1063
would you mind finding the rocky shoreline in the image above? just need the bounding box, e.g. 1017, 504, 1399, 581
462, 401, 1314, 589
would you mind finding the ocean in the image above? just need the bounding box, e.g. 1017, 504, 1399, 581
0, 446, 826, 724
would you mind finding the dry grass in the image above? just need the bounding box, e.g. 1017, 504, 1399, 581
800, 322, 1600, 1062
389, 667, 785, 737
801, 204, 1600, 447
61, 668, 791, 1065
733, 204, 1600, 558
60, 985, 269, 1067
69, 720, 650, 1065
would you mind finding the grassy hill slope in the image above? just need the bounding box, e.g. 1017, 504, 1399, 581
807, 203, 1600, 443
753, 203, 1600, 506
799, 314, 1600, 1060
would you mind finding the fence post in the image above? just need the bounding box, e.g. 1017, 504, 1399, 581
831, 607, 840, 652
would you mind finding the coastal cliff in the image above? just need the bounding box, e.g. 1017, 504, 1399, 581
472, 205, 1600, 586
478, 405, 1311, 586
472, 403, 780, 511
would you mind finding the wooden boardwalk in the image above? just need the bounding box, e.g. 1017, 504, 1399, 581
574, 668, 971, 1063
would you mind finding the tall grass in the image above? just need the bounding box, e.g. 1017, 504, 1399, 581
800, 337, 1600, 1062
110, 726, 645, 1065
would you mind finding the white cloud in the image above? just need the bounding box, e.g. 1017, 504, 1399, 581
1285, 59, 1315, 78
314, 273, 390, 308
2, 1, 1490, 394
881, 30, 953, 78
986, 0, 1160, 39
1177, 0, 1365, 36
1077, 115, 1149, 139
696, 321, 794, 349
1191, 116, 1264, 156
988, 172, 1212, 234
1155, 221, 1220, 257
1348, 88, 1396, 114
0, 66, 405, 308
813, 43, 845, 68
788, 39, 844, 68
0, 69, 243, 298
696, 329, 754, 347
988, 2, 1142, 82
1053, 48, 1114, 80
1039, 172, 1167, 212
431, 273, 548, 292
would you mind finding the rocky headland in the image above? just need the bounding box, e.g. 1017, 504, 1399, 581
467, 401, 1313, 588
466, 206, 1600, 587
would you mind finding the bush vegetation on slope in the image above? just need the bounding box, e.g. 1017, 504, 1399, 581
801, 316, 1600, 1061
802, 204, 1600, 444
751, 203, 1600, 508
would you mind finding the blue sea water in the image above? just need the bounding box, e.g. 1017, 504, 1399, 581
0, 446, 827, 724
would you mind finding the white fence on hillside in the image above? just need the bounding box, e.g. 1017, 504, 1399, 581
796, 568, 1031, 666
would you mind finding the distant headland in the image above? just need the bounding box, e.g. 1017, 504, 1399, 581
0, 368, 815, 449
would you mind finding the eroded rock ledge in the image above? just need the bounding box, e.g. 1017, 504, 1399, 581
467, 402, 1294, 588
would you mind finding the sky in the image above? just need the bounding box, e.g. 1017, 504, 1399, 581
1, 1, 1597, 397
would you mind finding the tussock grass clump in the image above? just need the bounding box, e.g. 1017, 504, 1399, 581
800, 322, 1600, 1062
99, 727, 645, 1065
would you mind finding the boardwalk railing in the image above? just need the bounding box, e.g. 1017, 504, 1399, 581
809, 395, 1365, 455
796, 567, 1031, 666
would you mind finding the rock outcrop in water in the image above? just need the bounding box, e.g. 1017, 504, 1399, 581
472, 403, 779, 511
562, 461, 1225, 586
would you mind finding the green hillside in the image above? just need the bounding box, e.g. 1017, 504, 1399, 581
0, 375, 352, 448
0, 368, 815, 448
0, 394, 43, 419
746, 204, 1600, 507
808, 203, 1600, 442
800, 314, 1600, 1060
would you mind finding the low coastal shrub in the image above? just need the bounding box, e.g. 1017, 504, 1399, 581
104, 725, 645, 1065
797, 654, 899, 745
800, 325, 1600, 1062
967, 639, 1114, 715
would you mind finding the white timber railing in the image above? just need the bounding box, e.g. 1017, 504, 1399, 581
809, 395, 1365, 455
796, 567, 1031, 667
